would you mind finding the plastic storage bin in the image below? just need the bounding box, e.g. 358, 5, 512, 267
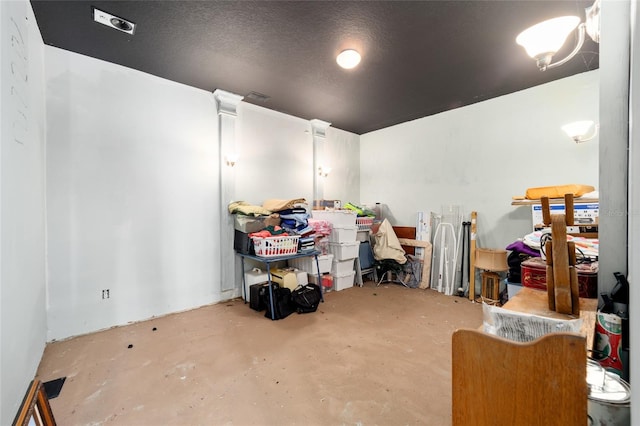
356, 217, 374, 230
308, 273, 334, 292
311, 210, 357, 227
288, 254, 333, 274
332, 259, 354, 276
252, 235, 299, 258
333, 270, 355, 291
328, 241, 360, 261
328, 226, 358, 243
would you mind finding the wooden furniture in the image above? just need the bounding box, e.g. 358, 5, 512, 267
452, 329, 587, 426
468, 211, 477, 301
14, 380, 57, 426
502, 287, 597, 350
511, 197, 599, 206
541, 194, 580, 315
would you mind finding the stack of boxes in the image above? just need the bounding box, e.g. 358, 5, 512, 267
311, 210, 360, 291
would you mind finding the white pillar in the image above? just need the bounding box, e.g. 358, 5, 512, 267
310, 119, 331, 206
214, 89, 243, 298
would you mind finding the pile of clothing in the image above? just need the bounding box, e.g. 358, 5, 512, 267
308, 218, 332, 255
262, 198, 315, 253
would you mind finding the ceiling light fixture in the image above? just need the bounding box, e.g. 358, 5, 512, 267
516, 0, 600, 71
93, 7, 136, 35
561, 120, 599, 143
336, 49, 361, 69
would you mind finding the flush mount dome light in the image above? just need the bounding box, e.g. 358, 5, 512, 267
110, 17, 133, 32
336, 49, 361, 69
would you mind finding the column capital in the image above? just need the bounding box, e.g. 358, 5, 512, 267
310, 119, 332, 138
214, 89, 244, 117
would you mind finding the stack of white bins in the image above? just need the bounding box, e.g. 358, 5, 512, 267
312, 210, 360, 291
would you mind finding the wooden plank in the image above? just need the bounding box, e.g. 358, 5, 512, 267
511, 197, 598, 206
393, 226, 416, 255
468, 211, 477, 301
545, 240, 555, 310
541, 196, 551, 225
452, 329, 587, 426
551, 215, 572, 314
397, 238, 432, 289
564, 193, 575, 226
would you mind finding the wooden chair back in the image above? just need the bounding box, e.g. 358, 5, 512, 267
452, 329, 587, 426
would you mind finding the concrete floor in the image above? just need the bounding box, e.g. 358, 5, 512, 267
36, 282, 483, 425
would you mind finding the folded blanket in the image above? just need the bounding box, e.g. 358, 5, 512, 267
263, 198, 307, 212
228, 201, 272, 216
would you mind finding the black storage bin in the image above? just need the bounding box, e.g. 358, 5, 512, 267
234, 229, 254, 255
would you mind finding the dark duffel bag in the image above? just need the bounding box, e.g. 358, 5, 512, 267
263, 284, 295, 320
291, 284, 322, 313
249, 283, 269, 311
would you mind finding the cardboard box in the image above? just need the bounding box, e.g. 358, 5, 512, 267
234, 214, 281, 233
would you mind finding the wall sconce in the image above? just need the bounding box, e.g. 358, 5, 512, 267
561, 120, 599, 143
225, 153, 239, 167
516, 0, 600, 71
318, 165, 332, 178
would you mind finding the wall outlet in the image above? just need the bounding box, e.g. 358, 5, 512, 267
102, 289, 110, 299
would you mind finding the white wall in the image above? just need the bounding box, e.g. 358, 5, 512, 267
0, 1, 47, 424
360, 71, 599, 250
324, 127, 360, 204
628, 0, 639, 415
234, 103, 314, 204
45, 47, 220, 340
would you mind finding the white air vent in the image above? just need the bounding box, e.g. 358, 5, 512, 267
246, 91, 270, 103
93, 8, 136, 35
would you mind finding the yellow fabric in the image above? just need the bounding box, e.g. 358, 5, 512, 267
525, 184, 596, 200
262, 198, 307, 212
228, 201, 272, 216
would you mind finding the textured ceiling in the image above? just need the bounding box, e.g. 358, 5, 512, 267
30, 1, 599, 135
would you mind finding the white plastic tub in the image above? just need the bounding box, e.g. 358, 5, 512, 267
332, 259, 354, 276
311, 210, 357, 227
328, 241, 360, 261
333, 270, 355, 291
287, 254, 333, 274
328, 226, 358, 243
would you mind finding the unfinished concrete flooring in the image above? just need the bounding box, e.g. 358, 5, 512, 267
37, 282, 483, 425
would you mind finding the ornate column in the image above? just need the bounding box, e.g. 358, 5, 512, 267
214, 89, 243, 298
310, 119, 331, 205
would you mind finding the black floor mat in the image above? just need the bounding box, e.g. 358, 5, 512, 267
43, 377, 66, 399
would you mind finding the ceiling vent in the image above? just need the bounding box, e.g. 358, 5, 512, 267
246, 91, 270, 103
93, 7, 136, 35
